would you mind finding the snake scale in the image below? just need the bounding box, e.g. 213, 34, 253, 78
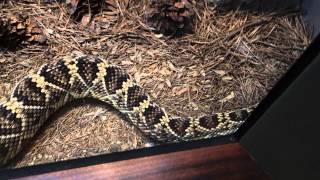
0, 53, 255, 166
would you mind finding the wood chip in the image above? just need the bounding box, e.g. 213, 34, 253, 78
213, 70, 226, 76
222, 76, 234, 81
219, 92, 235, 103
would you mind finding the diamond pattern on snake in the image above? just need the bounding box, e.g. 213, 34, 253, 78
0, 53, 255, 166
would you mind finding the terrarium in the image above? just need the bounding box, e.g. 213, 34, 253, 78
0, 0, 318, 178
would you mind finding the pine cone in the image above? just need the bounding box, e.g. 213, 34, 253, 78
104, 0, 128, 21
145, 0, 196, 36
0, 13, 47, 48
67, 0, 127, 24
67, 0, 104, 22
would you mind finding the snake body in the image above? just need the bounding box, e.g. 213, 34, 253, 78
0, 53, 254, 166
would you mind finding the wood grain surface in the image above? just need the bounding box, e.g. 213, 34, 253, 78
18, 143, 269, 180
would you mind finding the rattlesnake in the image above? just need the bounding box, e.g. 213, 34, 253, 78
0, 53, 255, 166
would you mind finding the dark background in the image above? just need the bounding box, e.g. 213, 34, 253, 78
226, 0, 319, 38
240, 0, 320, 179
302, 0, 320, 38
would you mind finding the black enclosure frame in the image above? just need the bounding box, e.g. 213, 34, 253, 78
1, 1, 320, 179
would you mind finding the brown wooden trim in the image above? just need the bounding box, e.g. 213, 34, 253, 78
18, 143, 268, 180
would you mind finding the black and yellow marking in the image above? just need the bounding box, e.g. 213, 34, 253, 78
13, 78, 47, 107
105, 66, 130, 94
0, 104, 23, 137
38, 61, 72, 91
76, 57, 100, 87
0, 53, 255, 166
127, 85, 149, 110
